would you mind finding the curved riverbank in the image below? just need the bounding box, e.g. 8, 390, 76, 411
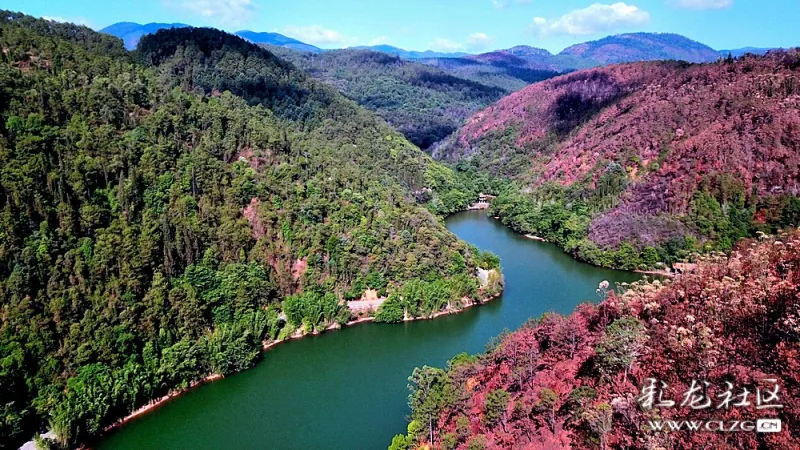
102, 374, 225, 434
100, 289, 502, 438
98, 211, 642, 450
486, 210, 680, 276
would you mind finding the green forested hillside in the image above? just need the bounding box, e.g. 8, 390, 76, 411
270, 47, 507, 149
0, 15, 494, 447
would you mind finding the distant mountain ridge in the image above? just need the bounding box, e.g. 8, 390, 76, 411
559, 32, 721, 64
351, 44, 470, 59
235, 30, 321, 52
421, 32, 722, 85
98, 23, 791, 108
412, 33, 730, 94
506, 45, 552, 57
100, 22, 470, 56
99, 21, 190, 49
99, 22, 323, 52
101, 23, 779, 72
719, 47, 781, 57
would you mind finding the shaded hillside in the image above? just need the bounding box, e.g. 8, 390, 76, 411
438, 51, 800, 269
463, 48, 592, 73
0, 16, 491, 447
393, 232, 800, 449
559, 32, 721, 65
418, 55, 562, 92
272, 47, 508, 149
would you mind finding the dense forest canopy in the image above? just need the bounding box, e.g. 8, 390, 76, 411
0, 14, 497, 447
270, 47, 509, 149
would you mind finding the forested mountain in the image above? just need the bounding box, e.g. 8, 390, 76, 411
393, 232, 800, 449
559, 32, 721, 65
0, 13, 498, 447
99, 21, 190, 49
435, 51, 800, 270
271, 47, 510, 149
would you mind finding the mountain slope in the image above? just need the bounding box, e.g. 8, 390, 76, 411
438, 51, 800, 269
0, 16, 493, 447
99, 21, 190, 49
418, 55, 563, 92
394, 232, 800, 449
559, 32, 721, 64
271, 47, 509, 149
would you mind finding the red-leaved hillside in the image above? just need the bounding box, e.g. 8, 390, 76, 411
441, 50, 800, 253
395, 232, 800, 449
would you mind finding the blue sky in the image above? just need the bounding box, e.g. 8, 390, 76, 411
7, 1, 799, 52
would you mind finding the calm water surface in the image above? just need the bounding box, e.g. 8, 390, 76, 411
99, 211, 641, 449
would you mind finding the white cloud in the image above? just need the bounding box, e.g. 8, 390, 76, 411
42, 16, 92, 28
368, 36, 391, 46
492, 0, 532, 9
467, 32, 494, 50
283, 25, 356, 47
670, 0, 732, 10
171, 0, 257, 27
428, 38, 465, 52
428, 32, 494, 53
531, 2, 650, 36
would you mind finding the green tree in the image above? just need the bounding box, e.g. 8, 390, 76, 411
467, 435, 488, 450
408, 366, 451, 445
388, 434, 409, 450
595, 316, 648, 383
535, 388, 558, 432
375, 294, 405, 323
483, 388, 510, 429
583, 403, 613, 450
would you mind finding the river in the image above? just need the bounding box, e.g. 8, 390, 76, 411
98, 210, 641, 449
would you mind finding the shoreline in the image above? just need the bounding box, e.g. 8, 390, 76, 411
634, 268, 674, 277
523, 234, 546, 242
99, 291, 501, 439
102, 373, 224, 434
477, 212, 676, 278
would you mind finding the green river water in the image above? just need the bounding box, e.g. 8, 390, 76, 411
99, 210, 641, 449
